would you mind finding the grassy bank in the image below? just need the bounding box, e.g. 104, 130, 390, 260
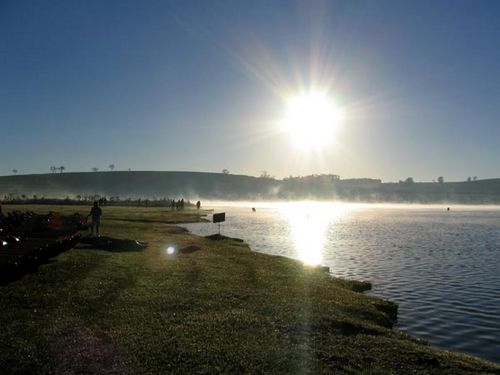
0, 205, 498, 374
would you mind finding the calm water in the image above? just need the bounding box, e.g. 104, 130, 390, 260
183, 202, 500, 363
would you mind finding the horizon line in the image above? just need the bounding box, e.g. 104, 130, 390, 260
0, 170, 497, 184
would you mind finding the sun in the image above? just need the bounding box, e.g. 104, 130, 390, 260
281, 91, 342, 151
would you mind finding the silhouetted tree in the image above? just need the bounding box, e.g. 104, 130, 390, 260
473, 176, 477, 181
260, 171, 275, 179
50, 166, 57, 174
109, 164, 115, 171
404, 177, 414, 184
12, 169, 18, 175
59, 166, 65, 174
92, 167, 99, 172
437, 176, 444, 183
222, 169, 229, 174
467, 177, 472, 182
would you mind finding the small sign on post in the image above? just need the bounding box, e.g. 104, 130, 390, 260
213, 212, 225, 235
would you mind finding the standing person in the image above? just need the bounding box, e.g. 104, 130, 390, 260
88, 201, 102, 236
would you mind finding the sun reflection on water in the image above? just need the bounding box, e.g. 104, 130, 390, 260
279, 202, 350, 265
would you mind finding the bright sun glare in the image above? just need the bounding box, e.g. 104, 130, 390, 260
279, 202, 350, 265
281, 91, 342, 151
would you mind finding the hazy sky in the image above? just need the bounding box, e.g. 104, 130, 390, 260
1, 0, 499, 182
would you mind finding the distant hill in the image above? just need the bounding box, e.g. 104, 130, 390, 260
1, 171, 500, 203
335, 179, 500, 204
0, 171, 279, 200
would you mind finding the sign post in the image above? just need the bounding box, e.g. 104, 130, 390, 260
212, 212, 226, 235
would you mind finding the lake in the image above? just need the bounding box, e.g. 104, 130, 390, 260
183, 202, 500, 363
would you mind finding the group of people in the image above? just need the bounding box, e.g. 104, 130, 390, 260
171, 198, 185, 210
86, 198, 201, 237
172, 199, 201, 210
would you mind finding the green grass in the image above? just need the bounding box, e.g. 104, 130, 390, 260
0, 204, 499, 374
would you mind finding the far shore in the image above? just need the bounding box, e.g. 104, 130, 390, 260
3, 170, 500, 205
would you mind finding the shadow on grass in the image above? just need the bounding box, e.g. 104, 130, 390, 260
0, 259, 58, 287
0, 237, 78, 286
77, 236, 148, 252
179, 245, 201, 254
205, 234, 244, 242
47, 326, 129, 375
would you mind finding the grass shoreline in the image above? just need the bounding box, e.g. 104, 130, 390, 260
1, 204, 499, 374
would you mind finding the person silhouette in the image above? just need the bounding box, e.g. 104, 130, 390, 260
88, 201, 102, 236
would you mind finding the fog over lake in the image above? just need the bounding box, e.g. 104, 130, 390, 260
183, 202, 500, 363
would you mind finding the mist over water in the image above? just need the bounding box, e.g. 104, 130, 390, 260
184, 202, 500, 363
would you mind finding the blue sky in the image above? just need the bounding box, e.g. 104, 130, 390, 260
1, 0, 499, 182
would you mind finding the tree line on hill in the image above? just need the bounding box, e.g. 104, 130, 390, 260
1, 171, 500, 204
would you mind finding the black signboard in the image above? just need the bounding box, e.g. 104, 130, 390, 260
213, 212, 226, 223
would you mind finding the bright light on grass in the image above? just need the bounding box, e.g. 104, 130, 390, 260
166, 246, 176, 255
